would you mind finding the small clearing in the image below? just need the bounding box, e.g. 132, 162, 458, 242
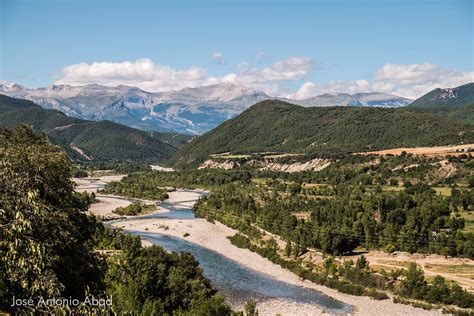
356, 144, 474, 157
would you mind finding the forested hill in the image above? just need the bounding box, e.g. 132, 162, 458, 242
0, 94, 186, 162
409, 83, 474, 108
407, 83, 474, 126
171, 100, 474, 167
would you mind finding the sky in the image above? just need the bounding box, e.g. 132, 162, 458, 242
0, 0, 473, 99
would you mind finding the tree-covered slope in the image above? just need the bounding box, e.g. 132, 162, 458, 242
172, 100, 474, 167
415, 104, 474, 126
408, 83, 474, 126
0, 94, 180, 162
409, 83, 474, 108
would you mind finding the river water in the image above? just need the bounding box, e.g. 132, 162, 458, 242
109, 189, 352, 314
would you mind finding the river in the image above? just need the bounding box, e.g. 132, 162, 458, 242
109, 189, 352, 314
76, 177, 441, 316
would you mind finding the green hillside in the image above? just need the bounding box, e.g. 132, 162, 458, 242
409, 82, 474, 108
0, 94, 180, 162
408, 83, 474, 126
153, 132, 194, 148
415, 104, 474, 126
171, 100, 474, 167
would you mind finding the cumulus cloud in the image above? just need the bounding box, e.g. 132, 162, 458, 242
290, 80, 373, 99
55, 58, 472, 99
375, 63, 456, 85
56, 56, 312, 93
290, 63, 473, 99
229, 56, 312, 84
211, 52, 225, 65
291, 82, 318, 99
373, 63, 473, 98
55, 58, 214, 92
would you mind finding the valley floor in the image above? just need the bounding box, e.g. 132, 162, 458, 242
75, 180, 445, 316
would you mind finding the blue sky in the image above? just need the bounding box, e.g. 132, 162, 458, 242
1, 0, 472, 98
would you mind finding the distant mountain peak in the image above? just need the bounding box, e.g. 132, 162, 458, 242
0, 81, 27, 92
160, 82, 267, 103
430, 87, 457, 101
409, 82, 474, 108
49, 84, 74, 91
288, 91, 412, 108
318, 92, 350, 97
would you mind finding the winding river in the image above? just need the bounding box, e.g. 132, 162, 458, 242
114, 189, 351, 313
77, 177, 352, 314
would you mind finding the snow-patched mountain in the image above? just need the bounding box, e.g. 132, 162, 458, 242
0, 82, 411, 134
287, 92, 411, 108
0, 82, 271, 134
157, 83, 265, 103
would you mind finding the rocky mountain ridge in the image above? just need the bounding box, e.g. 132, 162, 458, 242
1, 82, 413, 134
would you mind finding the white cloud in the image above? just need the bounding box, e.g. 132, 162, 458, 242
56, 56, 312, 93
374, 63, 473, 98
56, 58, 214, 92
211, 52, 225, 65
264, 56, 312, 80
290, 63, 473, 99
55, 59, 472, 99
291, 82, 318, 99
230, 56, 312, 84
375, 63, 455, 85
290, 80, 372, 99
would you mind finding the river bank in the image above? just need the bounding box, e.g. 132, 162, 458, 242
103, 189, 441, 316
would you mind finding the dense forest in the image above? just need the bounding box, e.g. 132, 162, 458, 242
171, 99, 474, 167
0, 125, 233, 314
196, 182, 473, 257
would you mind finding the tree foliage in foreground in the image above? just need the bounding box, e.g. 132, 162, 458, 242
0, 125, 103, 305
105, 238, 232, 315
0, 125, 232, 315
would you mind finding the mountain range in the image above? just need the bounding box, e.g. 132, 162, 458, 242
0, 82, 412, 134
1, 82, 472, 166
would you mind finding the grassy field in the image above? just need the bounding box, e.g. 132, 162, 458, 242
378, 260, 413, 268
461, 211, 474, 233
210, 153, 252, 159
433, 187, 452, 196
210, 152, 303, 159
261, 153, 304, 159
382, 185, 452, 196
382, 185, 405, 192
302, 183, 331, 188
357, 144, 474, 157
252, 178, 271, 184
424, 263, 474, 274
